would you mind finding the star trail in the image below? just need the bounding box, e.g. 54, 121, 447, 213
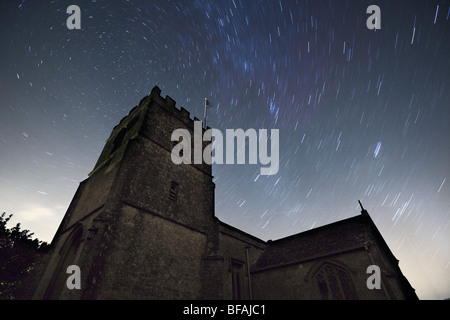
0, 0, 449, 299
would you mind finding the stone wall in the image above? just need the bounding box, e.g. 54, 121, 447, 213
94, 204, 208, 299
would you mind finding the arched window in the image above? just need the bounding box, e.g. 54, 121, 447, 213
43, 225, 83, 300
315, 263, 358, 300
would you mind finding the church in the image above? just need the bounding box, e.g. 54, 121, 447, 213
32, 86, 418, 300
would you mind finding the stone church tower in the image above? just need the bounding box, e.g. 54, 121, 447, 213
33, 86, 224, 299
33, 86, 418, 300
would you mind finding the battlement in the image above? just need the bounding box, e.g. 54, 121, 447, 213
111, 86, 207, 136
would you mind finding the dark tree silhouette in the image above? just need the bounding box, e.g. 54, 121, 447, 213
0, 212, 49, 300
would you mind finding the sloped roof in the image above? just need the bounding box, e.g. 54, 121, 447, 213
251, 214, 368, 272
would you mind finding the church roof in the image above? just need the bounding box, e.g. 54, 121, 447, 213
251, 214, 369, 272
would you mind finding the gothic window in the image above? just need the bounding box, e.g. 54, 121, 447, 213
169, 181, 179, 201
315, 263, 358, 300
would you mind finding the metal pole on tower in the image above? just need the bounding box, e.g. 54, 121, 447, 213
204, 98, 209, 129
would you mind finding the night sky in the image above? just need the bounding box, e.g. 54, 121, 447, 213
0, 0, 449, 300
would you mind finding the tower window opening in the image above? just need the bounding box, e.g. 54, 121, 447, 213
169, 181, 179, 201
111, 128, 127, 154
